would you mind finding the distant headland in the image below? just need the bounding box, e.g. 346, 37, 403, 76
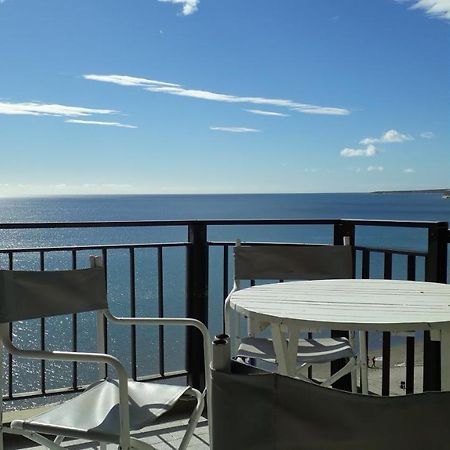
372, 189, 450, 194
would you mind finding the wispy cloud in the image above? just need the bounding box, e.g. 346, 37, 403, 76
0, 101, 116, 117
360, 129, 413, 145
340, 144, 379, 157
158, 0, 199, 16
83, 74, 180, 88
289, 105, 350, 115
398, 0, 450, 20
367, 166, 384, 172
84, 73, 351, 116
244, 109, 290, 117
210, 126, 260, 133
420, 131, 435, 139
66, 119, 137, 128
403, 168, 415, 173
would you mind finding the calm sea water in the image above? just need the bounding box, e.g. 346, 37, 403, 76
1, 193, 449, 404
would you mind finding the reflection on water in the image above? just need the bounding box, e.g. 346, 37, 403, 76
1, 193, 449, 406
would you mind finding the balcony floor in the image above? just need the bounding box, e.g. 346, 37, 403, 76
3, 416, 210, 449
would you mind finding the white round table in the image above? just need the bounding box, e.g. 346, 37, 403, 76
229, 279, 450, 391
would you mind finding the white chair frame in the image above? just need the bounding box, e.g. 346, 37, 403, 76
224, 241, 359, 392
0, 257, 213, 450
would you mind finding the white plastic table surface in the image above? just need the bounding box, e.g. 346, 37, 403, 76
229, 279, 450, 390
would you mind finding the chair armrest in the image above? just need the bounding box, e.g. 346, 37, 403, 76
1, 334, 131, 449
104, 309, 212, 428
104, 310, 211, 384
1, 335, 127, 379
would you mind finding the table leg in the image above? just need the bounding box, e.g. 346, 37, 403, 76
440, 328, 450, 391
271, 323, 289, 375
271, 324, 300, 377
225, 304, 239, 357
359, 331, 369, 394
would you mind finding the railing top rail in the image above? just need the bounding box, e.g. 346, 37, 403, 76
0, 218, 447, 230
208, 241, 428, 257
0, 241, 188, 254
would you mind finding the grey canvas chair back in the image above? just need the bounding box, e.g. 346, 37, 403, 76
212, 362, 450, 450
234, 243, 353, 281
0, 267, 107, 323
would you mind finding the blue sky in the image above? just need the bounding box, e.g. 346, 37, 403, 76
0, 0, 448, 196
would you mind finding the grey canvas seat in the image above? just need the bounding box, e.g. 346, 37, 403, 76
238, 336, 355, 365
225, 242, 358, 389
211, 361, 450, 450
0, 257, 211, 450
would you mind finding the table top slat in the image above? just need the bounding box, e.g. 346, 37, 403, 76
229, 279, 450, 331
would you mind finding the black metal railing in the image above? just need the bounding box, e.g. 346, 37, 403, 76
0, 218, 448, 406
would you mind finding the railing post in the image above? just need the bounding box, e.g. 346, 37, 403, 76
186, 222, 209, 390
423, 222, 448, 392
331, 220, 356, 391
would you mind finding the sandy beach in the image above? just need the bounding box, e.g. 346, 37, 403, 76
310, 340, 425, 396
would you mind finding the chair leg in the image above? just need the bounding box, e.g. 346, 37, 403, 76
178, 388, 204, 450
320, 358, 356, 388
351, 359, 358, 393
5, 428, 63, 450
54, 435, 65, 445
358, 331, 369, 394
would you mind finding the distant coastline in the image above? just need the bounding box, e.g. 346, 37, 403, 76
372, 189, 449, 194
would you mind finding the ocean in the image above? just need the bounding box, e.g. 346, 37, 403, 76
1, 192, 449, 406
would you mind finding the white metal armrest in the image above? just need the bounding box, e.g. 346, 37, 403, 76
103, 309, 213, 444
0, 328, 131, 449
103, 309, 211, 389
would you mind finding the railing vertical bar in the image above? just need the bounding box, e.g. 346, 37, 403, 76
157, 247, 165, 377
222, 245, 229, 332
71, 250, 78, 390
406, 255, 416, 393
362, 249, 370, 380
307, 332, 313, 380
382, 252, 392, 396
331, 220, 355, 391
186, 223, 209, 390
130, 247, 137, 381
405, 336, 415, 394
101, 248, 109, 377
7, 252, 13, 398
423, 222, 448, 392
39, 251, 46, 395
362, 250, 370, 279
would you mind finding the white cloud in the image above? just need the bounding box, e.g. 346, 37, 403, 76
66, 119, 137, 128
367, 166, 384, 172
85, 73, 351, 116
244, 109, 290, 117
340, 144, 379, 157
84, 74, 180, 88
407, 0, 450, 20
210, 126, 260, 133
420, 131, 435, 139
158, 0, 199, 15
0, 101, 116, 117
403, 168, 415, 173
289, 105, 350, 115
360, 129, 413, 145
144, 85, 351, 115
